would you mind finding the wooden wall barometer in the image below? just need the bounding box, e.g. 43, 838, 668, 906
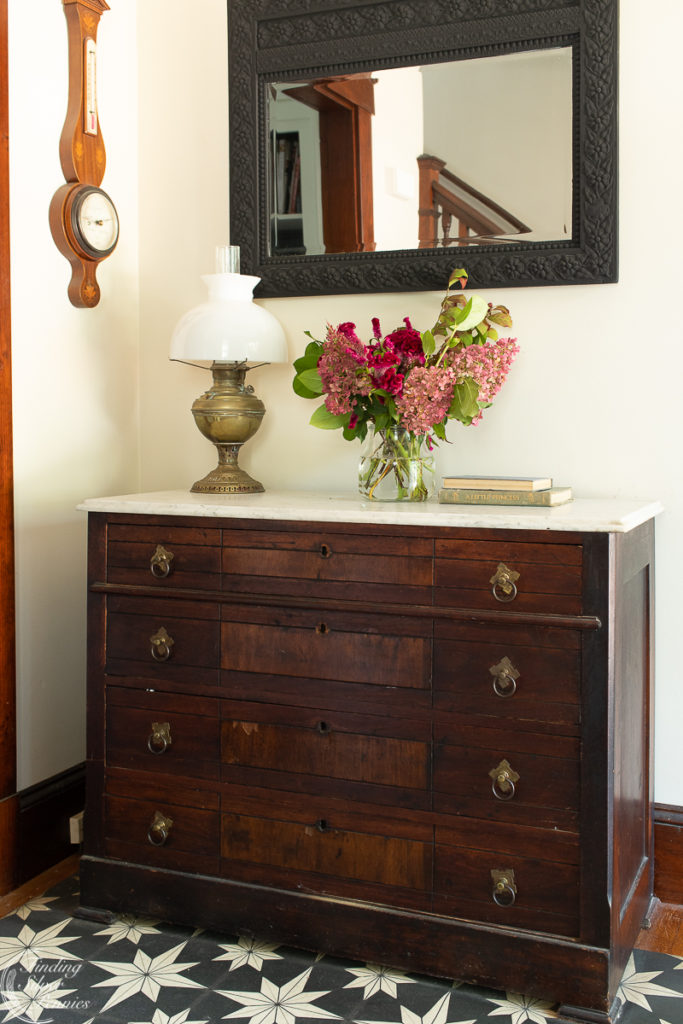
49, 0, 118, 308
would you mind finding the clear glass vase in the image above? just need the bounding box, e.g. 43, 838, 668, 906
358, 425, 436, 502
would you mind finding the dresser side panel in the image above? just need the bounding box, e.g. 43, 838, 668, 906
608, 520, 655, 997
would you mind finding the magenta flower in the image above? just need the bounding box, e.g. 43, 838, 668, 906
385, 317, 425, 367
337, 321, 362, 344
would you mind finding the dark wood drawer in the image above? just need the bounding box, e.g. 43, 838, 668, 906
221, 808, 432, 908
222, 527, 432, 602
434, 841, 579, 937
105, 595, 220, 687
220, 699, 430, 807
103, 782, 220, 875
433, 719, 579, 830
435, 538, 582, 614
106, 687, 220, 780
106, 523, 221, 589
221, 605, 431, 690
434, 621, 580, 731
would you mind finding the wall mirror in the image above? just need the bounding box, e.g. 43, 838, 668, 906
228, 0, 617, 297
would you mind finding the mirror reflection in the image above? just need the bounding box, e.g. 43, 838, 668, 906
268, 47, 572, 258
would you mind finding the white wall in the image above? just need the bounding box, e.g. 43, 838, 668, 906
422, 49, 573, 240
8, 0, 683, 806
371, 66, 423, 251
8, 0, 140, 787
137, 0, 683, 805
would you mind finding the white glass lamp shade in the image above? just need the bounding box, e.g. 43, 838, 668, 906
170, 273, 287, 364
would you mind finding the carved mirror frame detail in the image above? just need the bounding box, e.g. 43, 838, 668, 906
228, 0, 617, 296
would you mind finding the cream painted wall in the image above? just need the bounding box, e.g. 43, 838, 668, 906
8, 1, 140, 787
137, 0, 683, 805
8, 1, 682, 802
422, 49, 573, 241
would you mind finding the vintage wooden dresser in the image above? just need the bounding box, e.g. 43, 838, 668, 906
78, 490, 661, 1023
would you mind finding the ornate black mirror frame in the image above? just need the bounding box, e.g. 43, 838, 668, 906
228, 0, 617, 297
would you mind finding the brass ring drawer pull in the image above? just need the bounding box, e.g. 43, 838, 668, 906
489, 656, 520, 698
491, 868, 517, 907
315, 818, 330, 833
489, 758, 520, 801
150, 627, 174, 662
490, 563, 520, 603
147, 721, 172, 754
319, 543, 333, 559
147, 810, 173, 847
150, 544, 174, 579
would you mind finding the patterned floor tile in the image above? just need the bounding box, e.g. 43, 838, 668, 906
0, 875, 681, 1024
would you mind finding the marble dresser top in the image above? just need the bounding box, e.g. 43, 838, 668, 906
78, 490, 663, 534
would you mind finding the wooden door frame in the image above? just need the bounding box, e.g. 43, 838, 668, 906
0, 0, 18, 894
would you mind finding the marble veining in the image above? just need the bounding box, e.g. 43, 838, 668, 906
78, 489, 663, 533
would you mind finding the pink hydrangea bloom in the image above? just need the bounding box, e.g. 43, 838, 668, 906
394, 364, 456, 435
448, 337, 519, 424
318, 324, 371, 415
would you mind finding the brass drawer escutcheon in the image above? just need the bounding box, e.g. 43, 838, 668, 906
147, 721, 172, 754
315, 622, 330, 635
150, 544, 174, 579
489, 656, 520, 697
319, 543, 333, 559
491, 868, 517, 907
147, 810, 173, 847
490, 563, 520, 603
489, 758, 520, 801
149, 626, 174, 662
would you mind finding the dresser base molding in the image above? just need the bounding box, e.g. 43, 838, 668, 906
555, 1002, 623, 1024
80, 854, 624, 1020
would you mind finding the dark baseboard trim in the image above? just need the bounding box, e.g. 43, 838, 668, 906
0, 793, 17, 895
15, 763, 85, 888
654, 802, 683, 905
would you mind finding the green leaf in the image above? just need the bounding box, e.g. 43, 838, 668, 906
453, 332, 473, 348
448, 268, 468, 289
487, 305, 513, 328
454, 295, 488, 332
296, 368, 323, 394
486, 327, 499, 341
309, 405, 347, 430
453, 297, 473, 324
293, 341, 323, 374
292, 376, 319, 400
448, 378, 480, 424
421, 329, 436, 357
432, 421, 447, 441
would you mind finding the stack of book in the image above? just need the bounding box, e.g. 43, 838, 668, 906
438, 475, 573, 506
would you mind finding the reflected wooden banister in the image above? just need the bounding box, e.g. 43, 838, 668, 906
417, 154, 530, 248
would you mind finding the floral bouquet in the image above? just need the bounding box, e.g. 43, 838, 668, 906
292, 269, 519, 501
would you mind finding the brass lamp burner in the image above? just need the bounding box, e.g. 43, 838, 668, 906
190, 361, 266, 494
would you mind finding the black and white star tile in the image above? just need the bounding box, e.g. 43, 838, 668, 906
0, 876, 682, 1024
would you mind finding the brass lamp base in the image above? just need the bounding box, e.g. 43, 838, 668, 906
189, 362, 266, 495
191, 443, 264, 494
